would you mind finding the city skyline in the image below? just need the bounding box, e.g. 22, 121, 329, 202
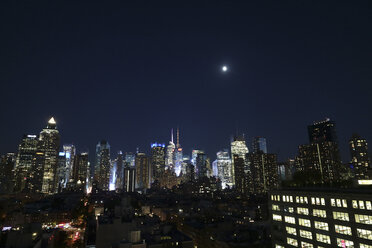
1, 1, 372, 162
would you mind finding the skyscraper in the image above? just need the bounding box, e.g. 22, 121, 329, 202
135, 152, 150, 190
95, 140, 111, 191
115, 151, 124, 190
14, 134, 38, 192
165, 129, 175, 170
150, 143, 165, 183
63, 144, 76, 187
124, 165, 136, 192
196, 151, 208, 179
39, 117, 60, 194
248, 152, 278, 193
231, 136, 250, 189
349, 134, 370, 180
252, 137, 267, 154
0, 153, 15, 193
215, 150, 233, 189
298, 119, 342, 183
73, 152, 89, 192
174, 128, 183, 176
125, 152, 135, 167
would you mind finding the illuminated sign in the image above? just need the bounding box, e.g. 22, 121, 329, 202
358, 180, 372, 185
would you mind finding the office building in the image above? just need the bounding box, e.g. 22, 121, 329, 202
73, 152, 89, 191
252, 137, 268, 154
165, 129, 175, 170
349, 134, 370, 180
135, 153, 150, 190
0, 153, 15, 193
248, 152, 278, 193
215, 150, 233, 189
95, 140, 111, 191
63, 144, 76, 187
115, 151, 124, 190
124, 165, 136, 192
270, 188, 372, 248
231, 136, 250, 190
150, 143, 165, 183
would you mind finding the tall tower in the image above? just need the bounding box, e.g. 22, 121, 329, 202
215, 150, 233, 189
349, 134, 370, 179
135, 152, 150, 191
230, 135, 250, 190
0, 153, 16, 193
165, 129, 175, 170
63, 144, 76, 187
115, 151, 124, 190
174, 127, 183, 176
95, 140, 111, 191
73, 152, 89, 192
252, 137, 267, 154
150, 143, 166, 183
14, 134, 38, 192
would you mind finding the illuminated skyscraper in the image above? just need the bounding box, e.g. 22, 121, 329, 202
14, 134, 38, 192
39, 117, 60, 194
174, 128, 183, 176
135, 152, 150, 190
63, 144, 76, 187
115, 151, 124, 190
252, 137, 267, 154
72, 152, 89, 192
150, 143, 165, 183
230, 136, 249, 189
215, 150, 233, 189
125, 152, 135, 167
196, 151, 208, 179
95, 140, 111, 191
349, 134, 370, 179
165, 129, 175, 170
248, 152, 278, 193
191, 149, 202, 166
56, 152, 67, 192
308, 118, 337, 143
124, 165, 135, 192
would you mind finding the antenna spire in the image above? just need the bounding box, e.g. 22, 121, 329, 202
177, 127, 180, 147
171, 128, 174, 143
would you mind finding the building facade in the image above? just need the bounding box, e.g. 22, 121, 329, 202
95, 140, 111, 191
349, 134, 370, 180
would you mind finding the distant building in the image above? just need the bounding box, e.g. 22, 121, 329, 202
73, 152, 89, 191
308, 118, 337, 143
349, 134, 370, 180
165, 129, 175, 170
150, 143, 165, 183
63, 144, 76, 187
174, 127, 183, 176
95, 140, 111, 191
248, 152, 278, 193
124, 166, 135, 192
252, 137, 267, 154
215, 150, 233, 189
0, 153, 15, 193
270, 188, 372, 248
115, 151, 124, 190
39, 117, 60, 194
14, 134, 38, 192
135, 153, 150, 190
231, 136, 250, 190
125, 152, 135, 167
196, 151, 208, 179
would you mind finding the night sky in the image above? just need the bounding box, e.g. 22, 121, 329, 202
1, 1, 372, 162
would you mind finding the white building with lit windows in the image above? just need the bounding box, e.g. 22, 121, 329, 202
269, 188, 372, 248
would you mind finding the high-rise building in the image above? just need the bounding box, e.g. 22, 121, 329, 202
39, 117, 60, 194
248, 152, 278, 193
56, 152, 67, 192
165, 129, 175, 170
150, 143, 165, 183
215, 150, 233, 189
174, 128, 183, 176
14, 134, 38, 192
72, 152, 89, 192
125, 152, 135, 167
135, 152, 150, 190
115, 151, 124, 190
196, 151, 208, 179
0, 153, 15, 193
298, 119, 342, 183
231, 136, 250, 189
252, 137, 267, 154
191, 149, 203, 166
63, 144, 76, 187
124, 165, 136, 192
308, 118, 337, 143
232, 155, 249, 194
95, 140, 111, 191
349, 134, 370, 180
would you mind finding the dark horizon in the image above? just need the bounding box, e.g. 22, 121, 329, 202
1, 1, 372, 162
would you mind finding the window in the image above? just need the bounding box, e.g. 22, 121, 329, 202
336, 238, 354, 248
360, 244, 372, 248
314, 221, 329, 231
275, 245, 285, 248
301, 241, 313, 248
335, 225, 352, 235
331, 198, 347, 208
296, 196, 308, 204
286, 226, 297, 236
298, 218, 311, 227
366, 201, 372, 210
285, 216, 296, 224
342, 199, 347, 208
333, 211, 349, 221
357, 228, 372, 240
313, 197, 326, 206
316, 233, 331, 244
297, 207, 309, 215
352, 200, 358, 208
355, 214, 372, 225
287, 237, 298, 247
299, 229, 312, 240
272, 204, 280, 211
273, 214, 282, 221
360, 201, 366, 209
289, 207, 294, 213
313, 209, 327, 218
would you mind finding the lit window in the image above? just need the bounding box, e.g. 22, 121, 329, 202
342, 199, 347, 208
275, 245, 285, 248
336, 238, 354, 247
301, 241, 313, 248
366, 201, 372, 210
355, 214, 372, 225
272, 204, 280, 211
335, 225, 352, 235
286, 226, 297, 236
285, 216, 296, 224
360, 200, 366, 209
311, 197, 315, 205
271, 195, 274, 201
333, 211, 349, 221
299, 229, 312, 239
321, 198, 325, 205
360, 244, 372, 248
287, 237, 298, 247
314, 221, 329, 231
316, 233, 331, 244
298, 218, 311, 227
289, 207, 294, 213
352, 200, 358, 208
290, 196, 293, 202
357, 228, 372, 240
331, 198, 336, 207
273, 214, 282, 221
297, 207, 309, 215
313, 209, 326, 218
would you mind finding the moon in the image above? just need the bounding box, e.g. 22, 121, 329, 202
222, 65, 228, 72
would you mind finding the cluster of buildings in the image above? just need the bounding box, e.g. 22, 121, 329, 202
0, 117, 370, 198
